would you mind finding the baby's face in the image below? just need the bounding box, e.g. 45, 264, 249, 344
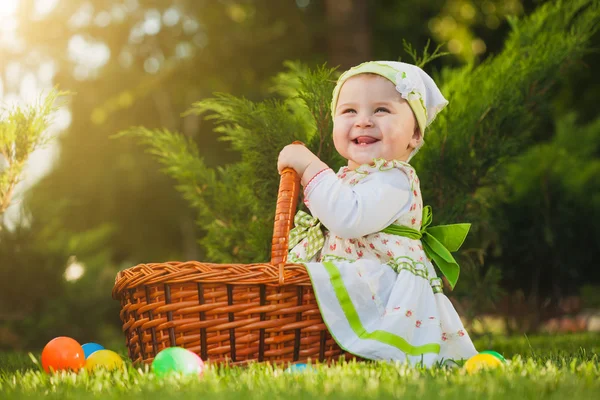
333, 74, 419, 169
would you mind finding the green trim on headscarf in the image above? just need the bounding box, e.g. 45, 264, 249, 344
331, 62, 428, 134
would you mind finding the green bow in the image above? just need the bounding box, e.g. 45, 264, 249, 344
381, 206, 470, 289
288, 210, 325, 260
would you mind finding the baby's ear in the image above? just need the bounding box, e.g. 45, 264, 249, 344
409, 126, 423, 149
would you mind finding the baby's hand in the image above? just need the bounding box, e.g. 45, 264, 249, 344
277, 144, 328, 185
277, 143, 319, 175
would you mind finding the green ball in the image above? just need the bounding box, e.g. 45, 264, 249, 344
151, 347, 205, 377
479, 350, 506, 362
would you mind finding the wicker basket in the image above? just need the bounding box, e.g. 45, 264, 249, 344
112, 167, 356, 366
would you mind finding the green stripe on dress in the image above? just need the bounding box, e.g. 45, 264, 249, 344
322, 261, 440, 356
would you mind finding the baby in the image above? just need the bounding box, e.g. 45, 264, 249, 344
277, 61, 477, 366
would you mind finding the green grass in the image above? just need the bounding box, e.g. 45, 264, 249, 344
1, 334, 599, 399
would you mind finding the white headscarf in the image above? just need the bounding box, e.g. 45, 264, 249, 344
331, 61, 448, 161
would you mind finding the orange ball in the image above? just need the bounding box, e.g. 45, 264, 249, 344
41, 337, 86, 373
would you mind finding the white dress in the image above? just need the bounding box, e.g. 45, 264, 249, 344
289, 158, 478, 366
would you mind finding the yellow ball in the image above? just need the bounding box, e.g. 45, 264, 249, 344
464, 353, 503, 374
85, 349, 124, 372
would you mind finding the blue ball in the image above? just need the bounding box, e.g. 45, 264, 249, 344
82, 342, 104, 359
285, 363, 313, 374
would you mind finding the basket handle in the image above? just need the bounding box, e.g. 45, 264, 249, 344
271, 142, 303, 284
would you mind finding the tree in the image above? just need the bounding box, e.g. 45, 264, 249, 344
14, 0, 324, 265
0, 89, 66, 227
488, 114, 600, 332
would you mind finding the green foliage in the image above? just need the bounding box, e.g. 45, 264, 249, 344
414, 0, 600, 221
0, 220, 121, 350
409, 0, 600, 313
0, 89, 67, 218
19, 0, 324, 273
0, 333, 599, 399
115, 126, 268, 263
581, 285, 600, 308
120, 64, 342, 263
490, 114, 600, 298
401, 39, 450, 69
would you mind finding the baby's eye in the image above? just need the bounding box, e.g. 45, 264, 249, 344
375, 107, 390, 113
342, 108, 357, 114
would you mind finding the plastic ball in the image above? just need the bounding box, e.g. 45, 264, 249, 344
81, 342, 104, 359
464, 353, 504, 374
285, 363, 315, 374
479, 350, 506, 363
151, 347, 204, 377
85, 350, 124, 372
41, 337, 86, 373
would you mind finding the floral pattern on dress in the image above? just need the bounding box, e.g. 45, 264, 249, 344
290, 158, 430, 280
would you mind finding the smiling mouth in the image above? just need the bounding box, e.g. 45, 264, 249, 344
353, 136, 379, 146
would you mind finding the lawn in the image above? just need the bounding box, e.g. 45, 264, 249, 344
1, 333, 598, 399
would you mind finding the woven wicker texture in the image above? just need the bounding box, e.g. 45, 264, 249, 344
113, 167, 355, 365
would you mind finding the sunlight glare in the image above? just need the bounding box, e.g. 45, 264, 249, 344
64, 256, 86, 282
0, 1, 18, 22
35, 0, 58, 17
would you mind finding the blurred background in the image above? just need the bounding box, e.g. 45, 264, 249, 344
0, 0, 598, 351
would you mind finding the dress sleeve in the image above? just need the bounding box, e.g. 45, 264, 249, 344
303, 168, 412, 238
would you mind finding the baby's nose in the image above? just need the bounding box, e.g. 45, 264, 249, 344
354, 114, 374, 127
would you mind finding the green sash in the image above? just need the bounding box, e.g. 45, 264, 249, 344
288, 206, 470, 289
381, 206, 470, 289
